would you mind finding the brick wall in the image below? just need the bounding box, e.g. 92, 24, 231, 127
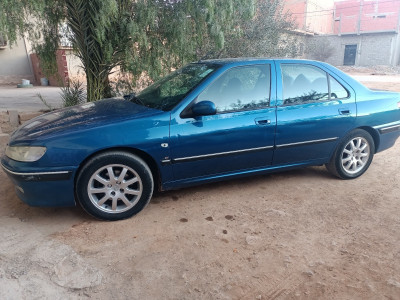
334, 0, 400, 35
30, 50, 69, 87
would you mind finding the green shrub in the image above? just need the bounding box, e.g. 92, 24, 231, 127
60, 81, 86, 107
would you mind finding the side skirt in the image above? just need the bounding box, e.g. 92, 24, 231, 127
161, 158, 329, 191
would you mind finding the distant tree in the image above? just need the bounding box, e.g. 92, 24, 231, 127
220, 0, 300, 58
0, 0, 255, 101
305, 37, 335, 62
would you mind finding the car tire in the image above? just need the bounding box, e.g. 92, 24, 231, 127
326, 129, 375, 179
76, 151, 154, 221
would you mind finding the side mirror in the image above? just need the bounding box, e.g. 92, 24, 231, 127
191, 101, 216, 117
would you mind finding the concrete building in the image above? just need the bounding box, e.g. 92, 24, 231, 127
301, 0, 400, 66
283, 0, 400, 66
320, 31, 400, 66
328, 0, 400, 66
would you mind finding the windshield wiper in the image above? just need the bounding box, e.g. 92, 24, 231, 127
123, 93, 145, 106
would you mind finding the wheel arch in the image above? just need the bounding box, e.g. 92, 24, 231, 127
328, 126, 380, 163
357, 126, 380, 153
74, 147, 161, 191
326, 127, 376, 179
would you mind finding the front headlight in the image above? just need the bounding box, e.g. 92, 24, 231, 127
5, 146, 47, 162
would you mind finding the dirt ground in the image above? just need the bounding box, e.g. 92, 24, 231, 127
1, 75, 400, 299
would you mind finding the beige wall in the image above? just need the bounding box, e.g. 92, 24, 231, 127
306, 0, 334, 34
0, 38, 35, 85
0, 40, 84, 86
65, 49, 85, 82
284, 0, 334, 34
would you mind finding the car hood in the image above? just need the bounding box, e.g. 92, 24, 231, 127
11, 98, 163, 142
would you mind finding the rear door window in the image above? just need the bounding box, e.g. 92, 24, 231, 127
281, 64, 329, 105
329, 75, 349, 99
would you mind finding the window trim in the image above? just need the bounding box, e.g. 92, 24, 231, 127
328, 74, 350, 101
180, 64, 272, 118
280, 63, 350, 107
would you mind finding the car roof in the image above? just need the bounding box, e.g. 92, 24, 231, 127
195, 57, 319, 65
194, 58, 372, 93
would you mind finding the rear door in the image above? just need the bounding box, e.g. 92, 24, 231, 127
273, 61, 356, 165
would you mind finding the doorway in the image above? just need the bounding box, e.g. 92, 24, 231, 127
344, 44, 357, 65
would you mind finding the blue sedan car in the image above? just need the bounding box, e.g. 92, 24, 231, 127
2, 58, 400, 220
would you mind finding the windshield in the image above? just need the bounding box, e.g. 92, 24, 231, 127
135, 63, 219, 111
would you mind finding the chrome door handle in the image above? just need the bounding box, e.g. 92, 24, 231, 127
339, 108, 351, 115
255, 119, 271, 126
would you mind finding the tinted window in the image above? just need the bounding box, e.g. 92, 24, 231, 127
282, 64, 329, 105
330, 75, 349, 99
196, 65, 270, 113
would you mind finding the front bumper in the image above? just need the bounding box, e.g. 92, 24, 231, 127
1, 158, 77, 207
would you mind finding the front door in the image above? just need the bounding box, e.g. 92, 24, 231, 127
169, 63, 276, 181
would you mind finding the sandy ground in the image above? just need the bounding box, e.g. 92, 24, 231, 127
0, 76, 400, 299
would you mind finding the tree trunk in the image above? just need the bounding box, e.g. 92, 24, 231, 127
86, 72, 112, 102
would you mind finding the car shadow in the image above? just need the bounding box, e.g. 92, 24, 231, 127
151, 165, 334, 205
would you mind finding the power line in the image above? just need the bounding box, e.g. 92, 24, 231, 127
289, 0, 400, 15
